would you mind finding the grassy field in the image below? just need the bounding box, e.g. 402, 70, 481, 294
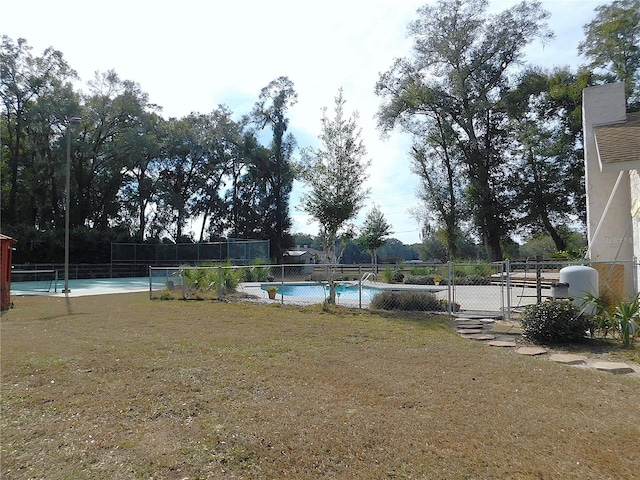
1, 293, 639, 479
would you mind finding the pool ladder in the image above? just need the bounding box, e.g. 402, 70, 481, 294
361, 272, 376, 283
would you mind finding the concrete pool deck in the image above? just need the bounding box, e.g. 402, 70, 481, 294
240, 280, 529, 313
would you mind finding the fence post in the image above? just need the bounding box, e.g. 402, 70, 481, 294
358, 264, 362, 309
505, 259, 511, 322
218, 266, 223, 301
447, 261, 453, 315
536, 256, 542, 304
281, 264, 285, 305
181, 266, 186, 300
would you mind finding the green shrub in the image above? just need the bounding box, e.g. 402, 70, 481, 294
183, 267, 217, 291
403, 275, 435, 285
182, 265, 239, 296
381, 267, 404, 283
455, 275, 491, 286
584, 293, 640, 347
409, 266, 433, 276
370, 291, 444, 311
521, 300, 593, 344
240, 264, 270, 282
611, 297, 640, 347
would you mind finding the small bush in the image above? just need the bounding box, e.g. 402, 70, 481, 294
583, 293, 640, 347
409, 266, 435, 276
393, 272, 405, 283
240, 264, 270, 282
457, 274, 491, 285
182, 265, 240, 297
521, 300, 593, 344
370, 291, 444, 311
381, 267, 404, 284
403, 275, 435, 285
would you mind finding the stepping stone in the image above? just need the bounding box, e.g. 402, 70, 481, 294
507, 327, 523, 335
487, 340, 517, 347
467, 334, 496, 341
516, 346, 547, 356
456, 328, 483, 335
489, 323, 515, 334
455, 325, 484, 330
591, 361, 635, 374
549, 354, 587, 365
479, 318, 497, 324
455, 322, 484, 328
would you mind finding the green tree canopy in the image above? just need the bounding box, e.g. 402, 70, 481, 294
297, 89, 370, 302
376, 0, 552, 261
357, 205, 393, 266
578, 0, 640, 106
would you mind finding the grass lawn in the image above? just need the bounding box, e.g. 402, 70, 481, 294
1, 293, 639, 479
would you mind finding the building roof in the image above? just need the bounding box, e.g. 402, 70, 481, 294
594, 111, 640, 172
0, 234, 17, 242
284, 250, 313, 257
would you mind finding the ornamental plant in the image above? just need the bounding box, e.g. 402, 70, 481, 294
581, 292, 640, 347
521, 300, 593, 344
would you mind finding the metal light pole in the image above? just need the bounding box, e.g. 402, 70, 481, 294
63, 117, 81, 293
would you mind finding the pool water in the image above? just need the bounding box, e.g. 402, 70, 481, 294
10, 277, 150, 296
261, 282, 383, 300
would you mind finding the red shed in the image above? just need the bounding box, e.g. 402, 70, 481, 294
1, 233, 17, 310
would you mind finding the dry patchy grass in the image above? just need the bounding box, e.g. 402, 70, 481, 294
1, 293, 639, 479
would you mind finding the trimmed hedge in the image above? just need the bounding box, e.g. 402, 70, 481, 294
370, 291, 444, 312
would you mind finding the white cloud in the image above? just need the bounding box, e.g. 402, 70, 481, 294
4, 0, 598, 244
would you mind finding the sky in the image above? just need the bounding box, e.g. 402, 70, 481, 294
2, 0, 602, 245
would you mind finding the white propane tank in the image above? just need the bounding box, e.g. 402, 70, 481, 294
559, 265, 599, 314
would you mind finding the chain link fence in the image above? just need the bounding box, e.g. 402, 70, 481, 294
148, 260, 637, 318
112, 240, 270, 268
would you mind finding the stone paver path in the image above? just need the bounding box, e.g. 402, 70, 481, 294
456, 328, 483, 334
549, 354, 587, 365
591, 362, 636, 374
453, 316, 639, 377
487, 340, 517, 347
517, 346, 548, 356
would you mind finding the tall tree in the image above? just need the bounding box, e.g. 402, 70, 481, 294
504, 67, 591, 250
250, 76, 297, 262
78, 70, 152, 230
191, 106, 241, 242
0, 36, 78, 226
298, 90, 370, 303
409, 114, 468, 260
225, 131, 269, 240
156, 114, 212, 241
578, 0, 640, 107
357, 205, 393, 267
376, 0, 552, 261
119, 110, 165, 241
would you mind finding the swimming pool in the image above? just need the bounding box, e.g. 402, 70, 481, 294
10, 277, 151, 297
260, 282, 384, 301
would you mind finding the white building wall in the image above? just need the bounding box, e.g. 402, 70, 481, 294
582, 83, 633, 297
